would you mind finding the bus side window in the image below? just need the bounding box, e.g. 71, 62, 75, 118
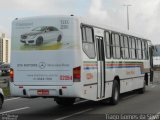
82, 27, 86, 42
105, 32, 110, 58
115, 34, 120, 59
141, 40, 145, 59
111, 34, 116, 58
111, 33, 120, 59
145, 41, 149, 59
137, 39, 142, 59
81, 26, 96, 59
120, 35, 125, 59
131, 38, 136, 59
128, 37, 132, 59
124, 36, 129, 59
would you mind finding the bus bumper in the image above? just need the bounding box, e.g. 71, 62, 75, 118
10, 82, 81, 98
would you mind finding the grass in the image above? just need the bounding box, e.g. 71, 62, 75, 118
2, 87, 10, 97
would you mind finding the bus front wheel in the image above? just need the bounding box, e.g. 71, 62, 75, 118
109, 80, 120, 105
55, 97, 75, 106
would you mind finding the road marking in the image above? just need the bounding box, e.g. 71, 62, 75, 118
55, 108, 93, 120
0, 107, 30, 114
4, 97, 20, 101
148, 112, 160, 120
74, 100, 89, 105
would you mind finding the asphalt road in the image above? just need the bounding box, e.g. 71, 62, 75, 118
0, 72, 160, 120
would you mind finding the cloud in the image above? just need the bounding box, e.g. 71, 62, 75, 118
0, 0, 160, 44
88, 0, 160, 44
0, 0, 77, 37
88, 0, 126, 31
88, 0, 107, 20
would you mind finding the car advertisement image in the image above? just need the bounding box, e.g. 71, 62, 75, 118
12, 17, 76, 51
20, 26, 62, 45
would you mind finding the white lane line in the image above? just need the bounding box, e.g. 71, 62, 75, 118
0, 107, 30, 114
74, 100, 89, 105
4, 97, 20, 101
149, 112, 160, 120
55, 108, 93, 120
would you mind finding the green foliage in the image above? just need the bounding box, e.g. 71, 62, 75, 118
2, 87, 10, 97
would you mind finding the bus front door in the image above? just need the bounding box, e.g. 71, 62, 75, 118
96, 36, 105, 99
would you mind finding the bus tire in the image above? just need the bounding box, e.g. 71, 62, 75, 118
138, 79, 146, 94
55, 97, 75, 106
109, 80, 120, 105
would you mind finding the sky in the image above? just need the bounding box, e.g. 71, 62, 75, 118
0, 0, 160, 44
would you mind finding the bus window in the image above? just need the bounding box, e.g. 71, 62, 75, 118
128, 37, 132, 59
131, 38, 136, 59
137, 39, 142, 59
111, 34, 116, 58
105, 32, 110, 58
86, 27, 94, 43
124, 36, 129, 59
141, 40, 145, 59
145, 41, 149, 59
82, 27, 86, 42
120, 35, 125, 59
111, 33, 120, 59
115, 34, 121, 58
82, 26, 96, 59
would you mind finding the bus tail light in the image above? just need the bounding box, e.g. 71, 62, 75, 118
10, 68, 14, 82
73, 66, 81, 82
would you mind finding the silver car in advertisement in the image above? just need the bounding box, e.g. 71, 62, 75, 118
20, 26, 62, 45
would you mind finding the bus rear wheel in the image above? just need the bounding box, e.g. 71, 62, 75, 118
109, 80, 120, 105
55, 97, 75, 106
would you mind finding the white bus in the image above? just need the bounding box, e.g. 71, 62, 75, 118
10, 15, 153, 105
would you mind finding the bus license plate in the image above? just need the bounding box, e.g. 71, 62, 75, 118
37, 89, 49, 95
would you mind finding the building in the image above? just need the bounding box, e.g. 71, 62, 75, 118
0, 33, 10, 63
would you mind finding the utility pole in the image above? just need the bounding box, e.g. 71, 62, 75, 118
122, 4, 132, 30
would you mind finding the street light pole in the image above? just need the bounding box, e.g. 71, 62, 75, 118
122, 4, 132, 30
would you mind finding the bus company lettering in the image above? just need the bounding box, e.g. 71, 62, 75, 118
126, 71, 135, 75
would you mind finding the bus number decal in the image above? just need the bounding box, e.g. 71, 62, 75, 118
60, 75, 72, 80
86, 73, 93, 80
